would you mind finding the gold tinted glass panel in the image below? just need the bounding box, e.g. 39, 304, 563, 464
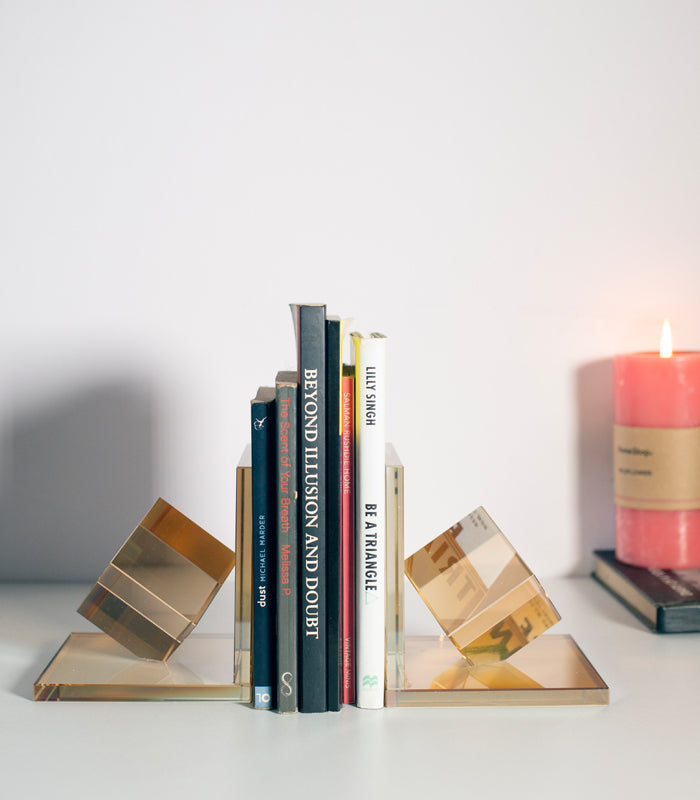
385, 634, 609, 707
34, 633, 245, 701
78, 499, 235, 661
234, 447, 253, 696
385, 445, 404, 678
405, 507, 560, 664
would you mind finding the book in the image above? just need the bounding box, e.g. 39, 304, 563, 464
251, 386, 276, 709
325, 316, 344, 711
351, 331, 387, 709
275, 371, 298, 713
593, 549, 700, 633
290, 303, 327, 712
341, 366, 355, 704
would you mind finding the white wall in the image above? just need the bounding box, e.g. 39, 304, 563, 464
2, 1, 699, 580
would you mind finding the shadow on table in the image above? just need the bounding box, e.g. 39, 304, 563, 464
572, 358, 615, 575
573, 571, 649, 632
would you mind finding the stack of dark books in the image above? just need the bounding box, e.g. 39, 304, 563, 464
247, 303, 387, 712
593, 549, 700, 633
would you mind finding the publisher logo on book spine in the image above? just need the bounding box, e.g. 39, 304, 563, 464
255, 686, 273, 709
280, 672, 294, 698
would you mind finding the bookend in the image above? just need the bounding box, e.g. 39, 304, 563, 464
385, 456, 609, 707
34, 480, 252, 701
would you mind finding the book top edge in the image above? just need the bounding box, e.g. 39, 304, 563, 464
350, 332, 387, 340
252, 386, 276, 403
275, 370, 297, 385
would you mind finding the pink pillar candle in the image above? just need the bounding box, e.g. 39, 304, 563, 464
614, 348, 700, 568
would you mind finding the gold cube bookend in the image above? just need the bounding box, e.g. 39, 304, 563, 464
405, 507, 560, 665
78, 498, 235, 661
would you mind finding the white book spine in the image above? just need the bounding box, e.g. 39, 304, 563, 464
352, 332, 386, 709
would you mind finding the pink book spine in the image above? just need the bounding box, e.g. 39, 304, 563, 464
341, 373, 355, 704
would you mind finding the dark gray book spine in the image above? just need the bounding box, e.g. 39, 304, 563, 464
325, 317, 343, 711
276, 375, 298, 713
291, 303, 327, 712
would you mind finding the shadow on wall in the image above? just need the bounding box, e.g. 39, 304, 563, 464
0, 380, 155, 581
573, 358, 614, 575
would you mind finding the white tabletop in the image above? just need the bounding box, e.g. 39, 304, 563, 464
1, 577, 699, 799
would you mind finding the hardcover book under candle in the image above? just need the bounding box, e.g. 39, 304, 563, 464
593, 549, 700, 632
614, 321, 700, 569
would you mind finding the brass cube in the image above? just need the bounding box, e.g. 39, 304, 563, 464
78, 499, 235, 660
405, 507, 559, 665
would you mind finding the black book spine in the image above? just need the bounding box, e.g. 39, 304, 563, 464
292, 304, 327, 712
659, 603, 700, 633
276, 374, 298, 712
325, 317, 343, 711
251, 389, 276, 709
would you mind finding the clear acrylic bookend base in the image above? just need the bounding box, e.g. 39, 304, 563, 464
385, 634, 609, 707
34, 632, 245, 701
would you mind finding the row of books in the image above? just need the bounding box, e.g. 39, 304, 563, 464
248, 303, 387, 712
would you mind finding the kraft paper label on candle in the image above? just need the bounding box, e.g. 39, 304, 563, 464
614, 425, 700, 510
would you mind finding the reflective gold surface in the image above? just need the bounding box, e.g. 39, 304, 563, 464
405, 507, 560, 664
234, 448, 252, 698
385, 634, 609, 707
34, 633, 244, 701
78, 498, 235, 661
385, 445, 404, 682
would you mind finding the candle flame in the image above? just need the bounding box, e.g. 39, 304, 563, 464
660, 320, 673, 358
